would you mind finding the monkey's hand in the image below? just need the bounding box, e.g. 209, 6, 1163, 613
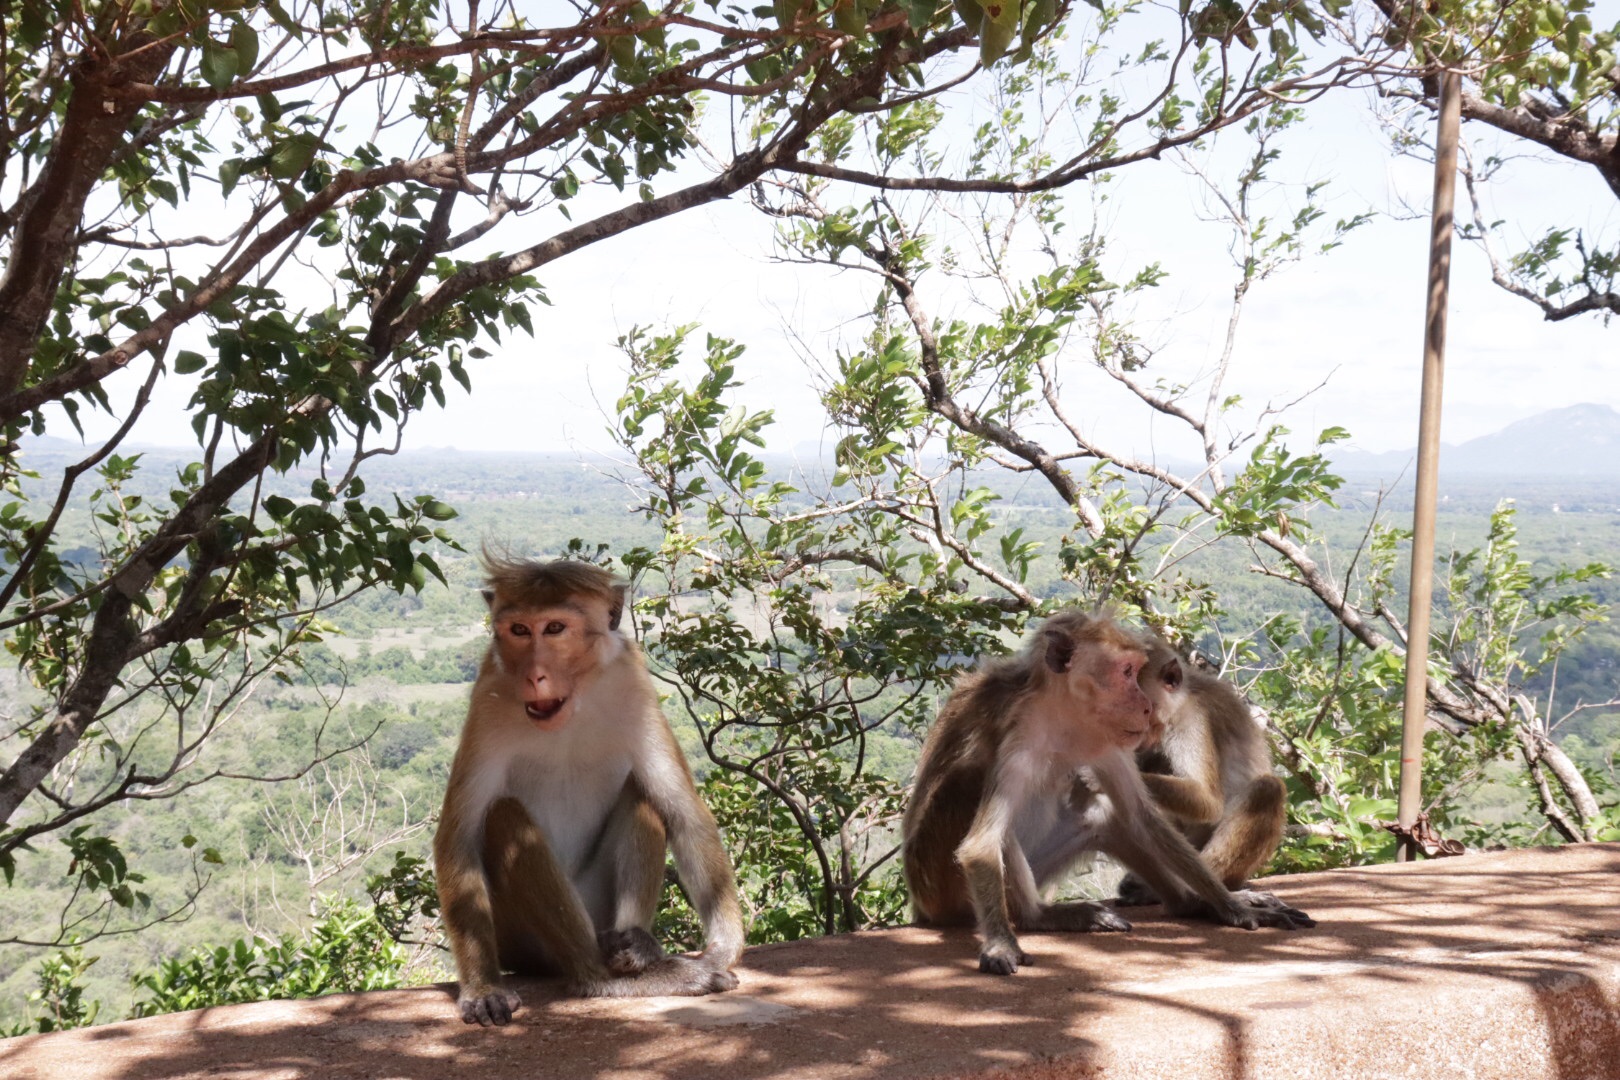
1192, 894, 1313, 931
1232, 890, 1315, 930
458, 983, 522, 1026
1113, 873, 1160, 907
978, 937, 1033, 976
598, 927, 665, 975
1030, 900, 1132, 933
1173, 892, 1312, 931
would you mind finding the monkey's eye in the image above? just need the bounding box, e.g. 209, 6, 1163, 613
1123, 663, 1136, 680
542, 620, 567, 636
509, 622, 531, 638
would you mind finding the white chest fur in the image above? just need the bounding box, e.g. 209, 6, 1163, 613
502, 742, 633, 873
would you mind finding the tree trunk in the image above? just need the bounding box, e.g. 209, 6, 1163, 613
0, 38, 174, 394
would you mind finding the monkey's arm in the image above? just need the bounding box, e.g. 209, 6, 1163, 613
1090, 753, 1312, 931
1141, 772, 1224, 824
640, 718, 747, 973
954, 776, 1029, 975
1143, 713, 1223, 824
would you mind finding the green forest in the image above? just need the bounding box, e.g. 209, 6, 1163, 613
3, 0, 1619, 1039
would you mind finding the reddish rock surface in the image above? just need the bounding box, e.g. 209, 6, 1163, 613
5, 844, 1620, 1080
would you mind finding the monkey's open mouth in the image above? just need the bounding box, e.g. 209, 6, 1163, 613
525, 699, 567, 724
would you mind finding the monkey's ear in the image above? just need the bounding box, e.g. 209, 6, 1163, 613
1042, 629, 1075, 673
607, 585, 627, 632
1162, 656, 1184, 691
480, 587, 495, 609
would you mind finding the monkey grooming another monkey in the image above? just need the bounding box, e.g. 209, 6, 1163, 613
1118, 637, 1287, 905
902, 609, 1311, 976
434, 557, 745, 1026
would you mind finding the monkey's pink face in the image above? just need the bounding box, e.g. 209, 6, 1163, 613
492, 600, 609, 730
1043, 626, 1155, 753
1068, 649, 1155, 750
1098, 645, 1155, 751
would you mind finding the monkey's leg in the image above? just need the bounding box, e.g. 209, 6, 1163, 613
584, 780, 668, 976
485, 800, 725, 998
483, 797, 611, 985
903, 794, 979, 927
555, 789, 735, 999
1200, 776, 1286, 891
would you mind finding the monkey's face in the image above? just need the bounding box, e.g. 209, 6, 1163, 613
1135, 651, 1184, 750
1093, 642, 1156, 751
1043, 626, 1155, 752
490, 596, 613, 730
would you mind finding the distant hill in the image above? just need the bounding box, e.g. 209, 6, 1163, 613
1331, 403, 1620, 478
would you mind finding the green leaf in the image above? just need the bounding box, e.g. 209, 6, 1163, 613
979, 14, 1016, 65
173, 350, 207, 375
231, 21, 260, 72
263, 0, 301, 36
218, 158, 243, 197
200, 39, 240, 90
268, 133, 319, 180
421, 500, 457, 521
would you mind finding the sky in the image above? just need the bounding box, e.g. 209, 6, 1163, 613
46, 16, 1620, 467
391, 74, 1620, 464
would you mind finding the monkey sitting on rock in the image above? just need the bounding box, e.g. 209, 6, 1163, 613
901, 608, 1312, 976
433, 557, 745, 1026
1118, 636, 1288, 907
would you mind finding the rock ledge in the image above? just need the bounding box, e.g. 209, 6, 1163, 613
5, 844, 1619, 1080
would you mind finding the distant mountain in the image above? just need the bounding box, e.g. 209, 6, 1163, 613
1332, 403, 1620, 478
14, 433, 95, 453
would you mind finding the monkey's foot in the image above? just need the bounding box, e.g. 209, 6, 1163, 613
978, 938, 1032, 976
598, 927, 664, 975
576, 955, 739, 998
458, 985, 522, 1027
1113, 873, 1161, 907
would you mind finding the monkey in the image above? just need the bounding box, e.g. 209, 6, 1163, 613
901, 608, 1312, 976
1116, 636, 1287, 905
433, 556, 746, 1026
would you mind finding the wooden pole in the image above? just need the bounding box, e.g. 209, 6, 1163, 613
1396, 68, 1461, 863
